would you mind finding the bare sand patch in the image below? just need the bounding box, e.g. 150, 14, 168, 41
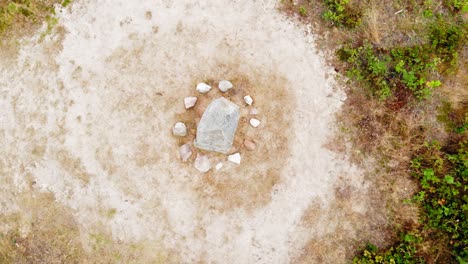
0, 0, 385, 263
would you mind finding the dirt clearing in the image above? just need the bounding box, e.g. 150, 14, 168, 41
1, 0, 386, 263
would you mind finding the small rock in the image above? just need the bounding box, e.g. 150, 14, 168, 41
184, 97, 198, 109
173, 122, 187, 136
244, 95, 253, 105
244, 139, 256, 151
249, 118, 261, 128
196, 83, 212, 94
218, 80, 233, 92
215, 162, 223, 170
194, 154, 211, 172
228, 153, 241, 164
250, 108, 258, 115
179, 143, 192, 162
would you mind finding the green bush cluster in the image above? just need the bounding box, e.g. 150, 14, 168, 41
353, 234, 424, 264
411, 140, 468, 261
323, 0, 362, 28
337, 19, 464, 101
338, 42, 441, 100
429, 19, 464, 62
353, 140, 468, 263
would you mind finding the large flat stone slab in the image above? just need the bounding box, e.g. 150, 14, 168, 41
194, 97, 240, 153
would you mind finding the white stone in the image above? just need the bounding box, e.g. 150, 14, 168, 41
249, 118, 260, 128
228, 153, 241, 164
179, 143, 192, 162
194, 154, 211, 173
184, 97, 197, 109
173, 122, 187, 136
215, 162, 223, 170
196, 82, 212, 94
194, 97, 240, 153
218, 80, 233, 92
244, 95, 253, 105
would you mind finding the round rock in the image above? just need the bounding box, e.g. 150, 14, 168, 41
227, 152, 241, 165
218, 80, 233, 92
196, 83, 212, 94
173, 122, 187, 136
249, 118, 261, 128
179, 143, 192, 162
215, 162, 223, 170
244, 95, 253, 105
184, 97, 198, 109
194, 154, 211, 173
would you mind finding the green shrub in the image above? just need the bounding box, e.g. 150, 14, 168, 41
411, 141, 468, 261
323, 0, 362, 28
429, 19, 464, 62
354, 139, 467, 263
353, 234, 425, 264
337, 42, 441, 100
444, 0, 468, 13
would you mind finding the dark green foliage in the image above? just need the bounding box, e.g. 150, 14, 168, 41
354, 140, 467, 263
337, 42, 440, 100
444, 0, 468, 13
337, 17, 465, 101
411, 141, 468, 261
429, 19, 464, 63
323, 0, 362, 28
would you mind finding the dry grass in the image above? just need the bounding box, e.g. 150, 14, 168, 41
0, 192, 84, 263
293, 170, 409, 263
0, 0, 60, 35
280, 0, 466, 261
335, 82, 450, 230
280, 0, 445, 49
362, 3, 381, 44
0, 191, 178, 263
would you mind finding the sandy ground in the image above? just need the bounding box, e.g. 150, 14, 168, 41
0, 0, 382, 263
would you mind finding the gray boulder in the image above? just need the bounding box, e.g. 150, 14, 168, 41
194, 97, 240, 153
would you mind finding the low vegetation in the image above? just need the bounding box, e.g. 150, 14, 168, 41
283, 0, 467, 262
323, 0, 362, 28
354, 139, 467, 263
0, 0, 67, 43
